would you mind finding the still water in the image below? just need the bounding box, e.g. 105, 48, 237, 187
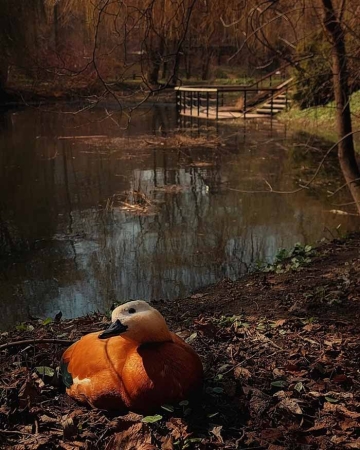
0, 105, 358, 329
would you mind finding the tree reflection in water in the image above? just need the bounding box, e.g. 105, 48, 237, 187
0, 106, 358, 329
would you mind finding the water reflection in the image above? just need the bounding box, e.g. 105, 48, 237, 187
0, 106, 358, 329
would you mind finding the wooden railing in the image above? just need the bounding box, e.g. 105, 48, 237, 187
175, 77, 293, 119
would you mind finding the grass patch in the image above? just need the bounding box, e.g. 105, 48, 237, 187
279, 90, 360, 146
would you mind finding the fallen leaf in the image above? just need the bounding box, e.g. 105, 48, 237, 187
185, 332, 197, 344
166, 417, 189, 441
234, 367, 251, 380
323, 403, 360, 419
305, 421, 328, 432
340, 419, 358, 431
191, 293, 205, 299
62, 417, 78, 441
332, 374, 349, 384
105, 423, 152, 450
18, 380, 42, 408
278, 398, 303, 415
249, 389, 269, 417
331, 435, 348, 445
40, 414, 57, 424
260, 428, 283, 442
273, 390, 286, 399
345, 438, 360, 449
273, 319, 287, 327
273, 368, 285, 377
161, 435, 174, 450
210, 425, 224, 444
337, 405, 360, 419
285, 363, 299, 372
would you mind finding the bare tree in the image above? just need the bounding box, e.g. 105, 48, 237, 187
321, 0, 360, 212
222, 0, 360, 213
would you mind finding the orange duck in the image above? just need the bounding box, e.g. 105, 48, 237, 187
60, 300, 203, 412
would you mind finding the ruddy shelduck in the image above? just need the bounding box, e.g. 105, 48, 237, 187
60, 300, 203, 412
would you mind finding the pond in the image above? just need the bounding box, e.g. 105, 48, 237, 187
0, 104, 358, 330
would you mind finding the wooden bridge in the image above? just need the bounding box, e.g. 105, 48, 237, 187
175, 70, 293, 120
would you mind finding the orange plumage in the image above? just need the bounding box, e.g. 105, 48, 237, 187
60, 301, 203, 412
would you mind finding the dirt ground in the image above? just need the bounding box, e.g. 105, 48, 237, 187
0, 233, 359, 449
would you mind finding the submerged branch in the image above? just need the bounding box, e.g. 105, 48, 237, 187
228, 130, 360, 195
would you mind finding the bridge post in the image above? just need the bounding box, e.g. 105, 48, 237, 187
176, 89, 180, 114
244, 91, 247, 119
216, 90, 219, 120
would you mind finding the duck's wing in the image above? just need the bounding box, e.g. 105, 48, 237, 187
120, 337, 203, 412
60, 332, 103, 386
60, 333, 131, 408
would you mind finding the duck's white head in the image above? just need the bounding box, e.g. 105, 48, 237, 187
98, 300, 172, 344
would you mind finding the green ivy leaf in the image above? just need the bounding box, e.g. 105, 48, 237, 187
325, 397, 338, 403
161, 404, 174, 412
186, 332, 197, 344
42, 318, 53, 326
35, 366, 55, 377
271, 380, 287, 388
179, 400, 189, 406
141, 414, 163, 423
212, 387, 224, 394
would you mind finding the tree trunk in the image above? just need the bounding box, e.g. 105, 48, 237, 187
322, 0, 360, 213
170, 44, 182, 86
201, 48, 213, 81
146, 49, 162, 86
0, 63, 12, 104
184, 50, 192, 79
145, 33, 164, 87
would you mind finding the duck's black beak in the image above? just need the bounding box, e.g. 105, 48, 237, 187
98, 319, 128, 339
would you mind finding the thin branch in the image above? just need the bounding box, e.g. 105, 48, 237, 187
0, 339, 74, 352
327, 177, 360, 198
228, 130, 360, 195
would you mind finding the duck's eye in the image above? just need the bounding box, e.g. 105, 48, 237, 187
128, 308, 136, 314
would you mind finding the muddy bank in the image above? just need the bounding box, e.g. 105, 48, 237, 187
0, 234, 359, 449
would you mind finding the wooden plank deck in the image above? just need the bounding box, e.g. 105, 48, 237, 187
179, 107, 273, 120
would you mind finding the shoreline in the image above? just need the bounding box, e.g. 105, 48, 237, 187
1, 233, 359, 448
